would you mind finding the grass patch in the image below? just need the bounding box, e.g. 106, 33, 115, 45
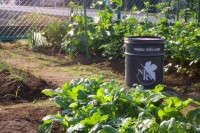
66, 65, 124, 83
192, 82, 200, 88
1, 48, 124, 86
8, 70, 27, 83
0, 40, 29, 50
0, 61, 9, 72
0, 47, 124, 84
0, 60, 27, 83
3, 49, 66, 66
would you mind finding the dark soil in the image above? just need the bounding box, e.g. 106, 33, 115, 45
0, 69, 52, 104
0, 68, 61, 133
0, 103, 60, 133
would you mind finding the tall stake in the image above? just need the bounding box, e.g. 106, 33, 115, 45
177, 0, 180, 21
185, 0, 190, 22
198, 0, 200, 24
117, 7, 121, 21
84, 0, 89, 58
70, 0, 74, 22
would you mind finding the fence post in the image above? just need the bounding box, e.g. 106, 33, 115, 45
84, 0, 89, 58
185, 0, 190, 22
198, 0, 200, 24
117, 7, 121, 21
177, 0, 180, 21
70, 0, 74, 22
124, 0, 127, 12
166, 1, 171, 20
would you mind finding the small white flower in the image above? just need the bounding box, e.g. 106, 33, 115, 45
68, 30, 74, 36
106, 31, 111, 36
94, 16, 100, 23
174, 41, 180, 45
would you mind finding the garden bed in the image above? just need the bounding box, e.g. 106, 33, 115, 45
0, 43, 199, 133
0, 68, 51, 104
0, 67, 61, 133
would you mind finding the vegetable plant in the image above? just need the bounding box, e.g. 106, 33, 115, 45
41, 0, 200, 73
39, 77, 200, 133
43, 21, 69, 51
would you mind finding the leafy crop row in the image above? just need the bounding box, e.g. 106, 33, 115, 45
39, 77, 200, 133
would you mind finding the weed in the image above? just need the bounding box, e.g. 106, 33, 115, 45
0, 61, 26, 83
8, 72, 26, 83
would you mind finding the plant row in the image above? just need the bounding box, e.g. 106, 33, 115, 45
29, 1, 200, 74
39, 77, 200, 133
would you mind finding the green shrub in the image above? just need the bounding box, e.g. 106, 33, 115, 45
41, 1, 200, 73
43, 21, 69, 50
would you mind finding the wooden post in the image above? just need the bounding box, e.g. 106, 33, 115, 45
84, 0, 89, 58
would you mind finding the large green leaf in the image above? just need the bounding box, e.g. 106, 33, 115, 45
154, 84, 164, 92
110, 0, 122, 7
81, 110, 108, 126
187, 108, 200, 125
135, 119, 160, 133
89, 124, 102, 133
77, 90, 88, 100
160, 118, 198, 133
160, 117, 176, 131
42, 89, 62, 97
38, 122, 53, 133
67, 123, 85, 133
98, 125, 118, 133
62, 83, 71, 95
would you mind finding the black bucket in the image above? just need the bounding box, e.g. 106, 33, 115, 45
125, 36, 165, 89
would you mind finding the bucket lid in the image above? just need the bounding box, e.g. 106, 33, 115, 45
124, 36, 165, 44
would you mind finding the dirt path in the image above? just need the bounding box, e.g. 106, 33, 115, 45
0, 50, 75, 87
0, 48, 124, 87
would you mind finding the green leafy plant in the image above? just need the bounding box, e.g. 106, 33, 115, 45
62, 0, 127, 59
163, 20, 200, 73
39, 1, 200, 73
43, 21, 69, 51
92, 6, 125, 59
127, 3, 200, 74
39, 78, 200, 133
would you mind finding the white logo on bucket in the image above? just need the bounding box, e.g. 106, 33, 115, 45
137, 61, 157, 85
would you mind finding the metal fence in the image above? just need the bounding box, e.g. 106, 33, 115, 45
0, 0, 70, 40
0, 0, 193, 40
